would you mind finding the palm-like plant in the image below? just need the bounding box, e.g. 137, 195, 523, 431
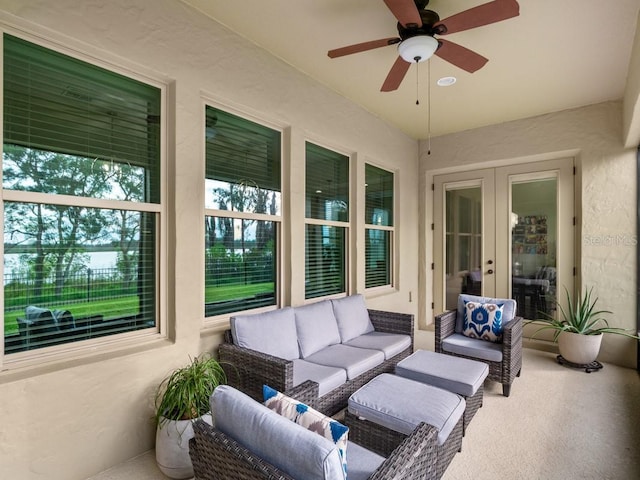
528, 286, 638, 341
154, 354, 227, 427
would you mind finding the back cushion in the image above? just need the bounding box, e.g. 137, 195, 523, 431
212, 386, 345, 480
231, 307, 299, 360
295, 300, 341, 358
331, 295, 374, 343
263, 385, 349, 477
456, 294, 516, 334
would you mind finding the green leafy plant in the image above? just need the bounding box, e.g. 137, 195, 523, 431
527, 286, 638, 341
154, 354, 227, 427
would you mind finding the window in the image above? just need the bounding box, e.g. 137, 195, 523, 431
2, 34, 162, 356
305, 142, 349, 299
204, 106, 281, 316
365, 164, 394, 288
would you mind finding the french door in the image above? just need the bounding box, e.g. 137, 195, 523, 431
433, 158, 574, 320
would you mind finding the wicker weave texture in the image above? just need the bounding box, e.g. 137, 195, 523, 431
434, 309, 523, 396
345, 411, 463, 479
190, 418, 440, 480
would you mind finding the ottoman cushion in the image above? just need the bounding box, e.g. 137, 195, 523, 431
396, 350, 489, 397
348, 373, 465, 446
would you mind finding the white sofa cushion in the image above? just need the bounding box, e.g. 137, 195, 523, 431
304, 344, 384, 380
231, 307, 299, 360
343, 331, 411, 359
292, 359, 347, 397
331, 295, 374, 342
212, 385, 345, 480
295, 300, 341, 358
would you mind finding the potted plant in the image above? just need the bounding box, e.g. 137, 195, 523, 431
154, 354, 227, 479
527, 286, 639, 365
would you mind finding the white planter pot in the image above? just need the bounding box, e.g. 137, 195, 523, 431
155, 414, 212, 479
558, 331, 603, 365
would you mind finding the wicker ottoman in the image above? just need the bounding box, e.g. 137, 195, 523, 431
345, 373, 465, 479
396, 349, 489, 435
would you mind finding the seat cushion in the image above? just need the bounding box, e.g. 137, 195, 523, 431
395, 350, 489, 397
331, 295, 374, 343
343, 332, 411, 359
348, 374, 465, 446
231, 307, 299, 360
295, 300, 341, 358
292, 359, 347, 397
304, 344, 385, 380
263, 385, 349, 477
441, 333, 503, 362
456, 294, 516, 334
346, 442, 385, 480
212, 385, 345, 480
462, 302, 504, 343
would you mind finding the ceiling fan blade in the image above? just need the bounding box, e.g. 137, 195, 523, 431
381, 56, 411, 92
328, 37, 401, 58
383, 0, 423, 28
435, 0, 519, 35
435, 39, 488, 73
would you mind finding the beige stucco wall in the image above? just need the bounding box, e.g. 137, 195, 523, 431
420, 101, 638, 369
0, 1, 418, 479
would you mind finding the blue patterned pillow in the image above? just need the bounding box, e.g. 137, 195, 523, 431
463, 301, 504, 343
263, 385, 348, 477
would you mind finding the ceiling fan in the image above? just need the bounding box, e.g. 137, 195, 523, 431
327, 0, 520, 92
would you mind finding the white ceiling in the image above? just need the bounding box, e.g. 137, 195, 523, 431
181, 0, 640, 140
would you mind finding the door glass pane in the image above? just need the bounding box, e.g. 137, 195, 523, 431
511, 178, 557, 319
445, 187, 482, 310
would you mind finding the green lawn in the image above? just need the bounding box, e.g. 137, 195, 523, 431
4, 282, 274, 336
4, 295, 140, 336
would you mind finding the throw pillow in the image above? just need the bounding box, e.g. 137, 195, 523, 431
263, 385, 348, 477
463, 301, 504, 343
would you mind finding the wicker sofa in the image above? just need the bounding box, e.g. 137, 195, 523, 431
189, 385, 439, 480
218, 294, 414, 416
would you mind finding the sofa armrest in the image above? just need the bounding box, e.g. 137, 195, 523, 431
368, 309, 414, 339
218, 341, 294, 403
501, 315, 523, 381
370, 422, 439, 480
284, 379, 320, 407
434, 310, 457, 353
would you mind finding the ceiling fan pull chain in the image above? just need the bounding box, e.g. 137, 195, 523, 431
415, 60, 420, 105
427, 58, 431, 155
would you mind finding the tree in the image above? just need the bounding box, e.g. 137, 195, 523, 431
3, 145, 114, 295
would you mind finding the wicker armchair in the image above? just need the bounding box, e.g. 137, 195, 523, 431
189, 417, 439, 480
435, 305, 522, 397
219, 308, 414, 416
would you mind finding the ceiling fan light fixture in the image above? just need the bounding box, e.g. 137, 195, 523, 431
398, 36, 438, 63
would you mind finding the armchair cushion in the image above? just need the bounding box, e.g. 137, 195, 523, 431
331, 294, 374, 342
462, 302, 504, 343
231, 307, 299, 360
263, 385, 348, 476
456, 294, 516, 334
295, 300, 341, 358
441, 333, 503, 362
212, 385, 345, 480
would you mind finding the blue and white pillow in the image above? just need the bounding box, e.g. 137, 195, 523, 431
463, 301, 504, 343
263, 385, 348, 476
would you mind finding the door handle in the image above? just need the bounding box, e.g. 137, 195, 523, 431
487, 260, 494, 265
487, 269, 494, 274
